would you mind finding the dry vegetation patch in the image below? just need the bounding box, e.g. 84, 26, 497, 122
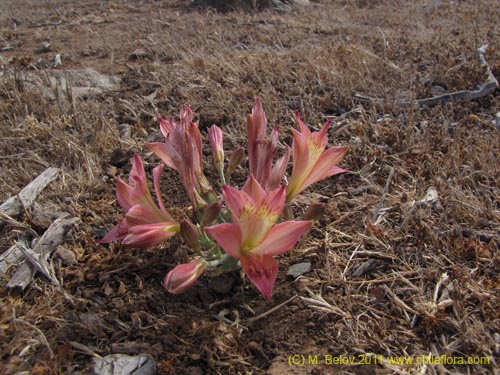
1, 0, 499, 374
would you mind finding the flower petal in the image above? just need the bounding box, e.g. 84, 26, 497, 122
145, 142, 179, 171
159, 116, 176, 138
98, 221, 126, 243
268, 146, 290, 190
124, 204, 165, 225
300, 146, 348, 190
252, 220, 312, 256
222, 184, 254, 219
261, 184, 286, 218
115, 177, 135, 212
204, 222, 242, 259
242, 175, 266, 207
129, 154, 147, 185
294, 111, 311, 136
122, 222, 179, 248
240, 253, 278, 300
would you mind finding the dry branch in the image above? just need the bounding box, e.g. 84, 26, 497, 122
354, 44, 499, 107
5, 215, 79, 292
0, 167, 59, 224
0, 235, 30, 276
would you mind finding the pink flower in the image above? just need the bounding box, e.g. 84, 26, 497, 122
204, 176, 312, 299
247, 97, 290, 191
146, 107, 212, 208
100, 154, 179, 248
286, 112, 348, 202
164, 258, 206, 294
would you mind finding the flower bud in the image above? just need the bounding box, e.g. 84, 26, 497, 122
200, 202, 222, 227
164, 258, 206, 294
208, 125, 224, 165
180, 219, 200, 252
226, 147, 245, 179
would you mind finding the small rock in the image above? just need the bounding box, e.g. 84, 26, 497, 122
55, 245, 78, 265
129, 49, 150, 60
492, 112, 500, 129
106, 166, 118, 177
35, 42, 51, 54
94, 354, 156, 375
110, 148, 133, 168
209, 276, 234, 294
287, 262, 311, 278
53, 53, 62, 67
118, 123, 131, 139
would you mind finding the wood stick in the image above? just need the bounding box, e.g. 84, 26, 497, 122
6, 215, 78, 292
0, 167, 59, 223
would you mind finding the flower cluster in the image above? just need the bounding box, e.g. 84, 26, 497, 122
101, 98, 348, 299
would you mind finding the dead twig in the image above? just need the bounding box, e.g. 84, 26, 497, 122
6, 215, 79, 292
0, 167, 59, 224
354, 44, 499, 107
244, 295, 297, 325
372, 166, 395, 223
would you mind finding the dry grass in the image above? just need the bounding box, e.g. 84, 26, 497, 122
1, 0, 499, 374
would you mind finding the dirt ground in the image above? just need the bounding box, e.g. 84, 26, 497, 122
1, 0, 499, 374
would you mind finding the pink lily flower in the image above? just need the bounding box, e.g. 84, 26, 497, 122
286, 112, 349, 202
164, 258, 206, 294
247, 97, 290, 191
100, 154, 180, 248
146, 106, 212, 208
204, 176, 312, 299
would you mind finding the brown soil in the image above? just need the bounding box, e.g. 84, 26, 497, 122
1, 1, 499, 374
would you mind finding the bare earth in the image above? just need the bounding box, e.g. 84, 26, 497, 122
0, 0, 499, 374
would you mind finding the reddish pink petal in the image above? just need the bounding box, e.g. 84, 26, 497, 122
294, 111, 311, 136
159, 117, 176, 138
252, 220, 312, 256
129, 154, 147, 186
310, 119, 331, 150
145, 142, 178, 171
115, 177, 135, 211
290, 129, 310, 181
204, 223, 242, 259
261, 185, 286, 217
124, 204, 166, 225
187, 122, 203, 165
99, 221, 126, 243
247, 97, 267, 174
242, 175, 266, 206
222, 185, 253, 219
268, 146, 290, 190
123, 222, 179, 248
240, 253, 278, 300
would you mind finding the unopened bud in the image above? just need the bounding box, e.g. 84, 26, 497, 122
164, 258, 206, 294
302, 203, 325, 221
180, 219, 201, 252
208, 125, 224, 165
200, 202, 222, 227
227, 147, 245, 178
